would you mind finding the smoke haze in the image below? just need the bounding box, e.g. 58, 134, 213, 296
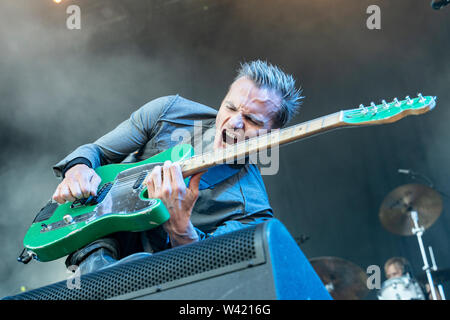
1, 0, 449, 298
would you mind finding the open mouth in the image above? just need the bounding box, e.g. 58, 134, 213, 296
222, 129, 239, 145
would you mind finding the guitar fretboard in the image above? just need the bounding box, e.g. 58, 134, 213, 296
180, 111, 344, 177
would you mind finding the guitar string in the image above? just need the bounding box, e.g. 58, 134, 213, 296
105, 134, 275, 184
99, 103, 414, 189
92, 124, 314, 193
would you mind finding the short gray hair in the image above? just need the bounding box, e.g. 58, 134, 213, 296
235, 60, 303, 128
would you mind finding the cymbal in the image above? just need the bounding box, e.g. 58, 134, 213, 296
379, 184, 442, 236
309, 256, 368, 300
416, 268, 450, 284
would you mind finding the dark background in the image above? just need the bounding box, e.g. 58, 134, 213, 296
0, 0, 449, 299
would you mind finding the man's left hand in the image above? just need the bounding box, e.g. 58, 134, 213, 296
145, 160, 204, 247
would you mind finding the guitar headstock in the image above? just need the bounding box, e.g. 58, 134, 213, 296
342, 94, 436, 126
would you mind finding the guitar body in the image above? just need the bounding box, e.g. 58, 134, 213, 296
23, 144, 194, 262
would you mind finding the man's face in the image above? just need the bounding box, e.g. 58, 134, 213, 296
213, 77, 282, 150
385, 264, 403, 279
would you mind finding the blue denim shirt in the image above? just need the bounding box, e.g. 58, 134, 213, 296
53, 95, 273, 239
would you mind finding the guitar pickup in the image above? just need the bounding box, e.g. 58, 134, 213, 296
132, 171, 148, 189
70, 182, 113, 208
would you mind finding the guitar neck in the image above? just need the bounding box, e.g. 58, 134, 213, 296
180, 111, 345, 177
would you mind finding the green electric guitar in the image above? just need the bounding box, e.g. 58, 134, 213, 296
19, 94, 436, 263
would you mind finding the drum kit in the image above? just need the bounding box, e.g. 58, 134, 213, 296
309, 183, 448, 300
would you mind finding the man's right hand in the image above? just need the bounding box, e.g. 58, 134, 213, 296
52, 164, 102, 204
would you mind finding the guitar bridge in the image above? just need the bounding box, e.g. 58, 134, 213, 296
132, 171, 148, 189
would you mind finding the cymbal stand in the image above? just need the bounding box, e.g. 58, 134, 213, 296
410, 210, 438, 300
428, 246, 446, 300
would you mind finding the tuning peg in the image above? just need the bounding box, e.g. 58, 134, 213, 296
393, 98, 401, 106
406, 96, 413, 105
359, 104, 368, 114
418, 93, 425, 103
370, 102, 378, 113
382, 100, 389, 109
